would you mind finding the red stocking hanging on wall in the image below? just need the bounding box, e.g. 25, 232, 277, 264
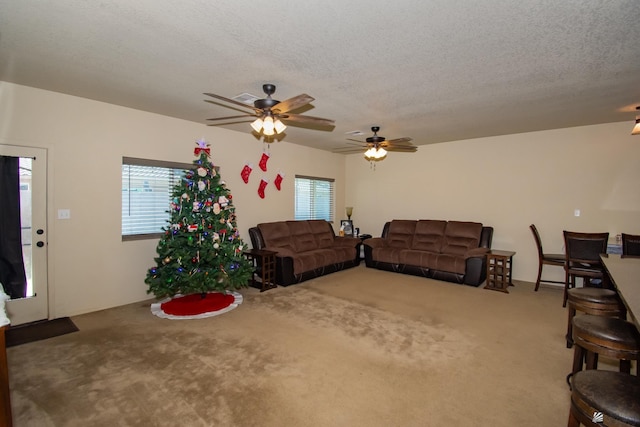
240, 162, 253, 184
274, 171, 285, 191
258, 177, 268, 199
259, 151, 270, 171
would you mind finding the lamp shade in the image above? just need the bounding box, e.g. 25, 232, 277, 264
262, 115, 275, 136
632, 118, 640, 136
274, 118, 287, 134
250, 117, 264, 133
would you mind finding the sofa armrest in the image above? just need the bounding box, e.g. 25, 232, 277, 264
333, 236, 360, 247
263, 246, 296, 258
363, 237, 387, 249
465, 247, 490, 259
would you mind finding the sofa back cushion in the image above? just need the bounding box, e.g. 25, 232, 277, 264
287, 220, 319, 252
411, 220, 447, 252
258, 222, 294, 251
386, 220, 417, 249
440, 221, 483, 255
307, 220, 335, 249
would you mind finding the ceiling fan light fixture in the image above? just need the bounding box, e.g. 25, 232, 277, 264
632, 118, 640, 136
375, 147, 387, 159
250, 117, 264, 133
364, 147, 376, 159
262, 115, 275, 136
274, 118, 287, 134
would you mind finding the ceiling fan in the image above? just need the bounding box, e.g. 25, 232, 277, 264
333, 126, 417, 161
204, 83, 335, 136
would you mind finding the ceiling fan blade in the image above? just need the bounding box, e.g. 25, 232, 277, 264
280, 113, 335, 126
387, 137, 413, 145
332, 147, 369, 154
347, 138, 366, 144
272, 94, 314, 114
386, 146, 418, 152
204, 93, 256, 110
206, 114, 258, 121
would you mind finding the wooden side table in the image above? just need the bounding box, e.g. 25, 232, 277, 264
243, 249, 278, 292
485, 250, 516, 293
1, 325, 12, 427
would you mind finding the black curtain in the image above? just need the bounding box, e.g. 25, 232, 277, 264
0, 155, 27, 299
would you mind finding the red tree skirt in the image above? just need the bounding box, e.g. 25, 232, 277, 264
150, 291, 243, 320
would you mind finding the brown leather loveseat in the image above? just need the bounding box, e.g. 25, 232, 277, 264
248, 220, 361, 286
364, 220, 493, 286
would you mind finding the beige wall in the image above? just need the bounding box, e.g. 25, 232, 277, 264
0, 82, 346, 318
2, 81, 639, 318
345, 121, 640, 283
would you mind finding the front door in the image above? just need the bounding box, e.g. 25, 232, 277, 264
1, 144, 48, 326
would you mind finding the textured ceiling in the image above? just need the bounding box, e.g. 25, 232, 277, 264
1, 1, 639, 152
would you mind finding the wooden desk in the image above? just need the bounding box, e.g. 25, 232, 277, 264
243, 249, 278, 292
485, 250, 516, 293
601, 254, 640, 329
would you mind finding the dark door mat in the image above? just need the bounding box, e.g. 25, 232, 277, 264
5, 317, 79, 347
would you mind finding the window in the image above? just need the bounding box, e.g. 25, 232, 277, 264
294, 175, 334, 222
122, 157, 190, 240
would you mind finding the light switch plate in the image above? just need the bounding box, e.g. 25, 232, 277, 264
58, 209, 71, 220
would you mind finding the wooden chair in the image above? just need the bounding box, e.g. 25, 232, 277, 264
529, 224, 565, 291
622, 233, 640, 257
563, 231, 609, 307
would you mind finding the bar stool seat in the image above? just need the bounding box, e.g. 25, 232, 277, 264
570, 315, 640, 380
568, 370, 640, 426
566, 287, 625, 348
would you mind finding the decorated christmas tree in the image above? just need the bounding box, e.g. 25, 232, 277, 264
145, 139, 254, 299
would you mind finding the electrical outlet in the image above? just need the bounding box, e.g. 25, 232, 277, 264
574, 209, 581, 217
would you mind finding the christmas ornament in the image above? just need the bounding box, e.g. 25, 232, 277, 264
197, 180, 206, 191
259, 151, 270, 171
240, 163, 253, 184
258, 177, 268, 199
194, 139, 211, 157
274, 171, 285, 191
197, 167, 207, 177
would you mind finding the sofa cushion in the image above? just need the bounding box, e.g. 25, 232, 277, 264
286, 221, 319, 253
411, 220, 447, 252
440, 221, 483, 255
307, 220, 335, 249
291, 248, 339, 275
258, 222, 295, 251
433, 253, 468, 274
386, 220, 417, 249
399, 249, 439, 269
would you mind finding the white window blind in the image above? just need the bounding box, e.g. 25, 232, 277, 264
122, 157, 190, 240
294, 175, 334, 222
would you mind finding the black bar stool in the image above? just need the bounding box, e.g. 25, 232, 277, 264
569, 315, 640, 386
566, 287, 626, 348
568, 370, 640, 426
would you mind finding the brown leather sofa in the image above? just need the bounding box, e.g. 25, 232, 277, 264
364, 220, 493, 286
248, 220, 361, 286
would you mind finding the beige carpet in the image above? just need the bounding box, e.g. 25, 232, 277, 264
7, 265, 608, 426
